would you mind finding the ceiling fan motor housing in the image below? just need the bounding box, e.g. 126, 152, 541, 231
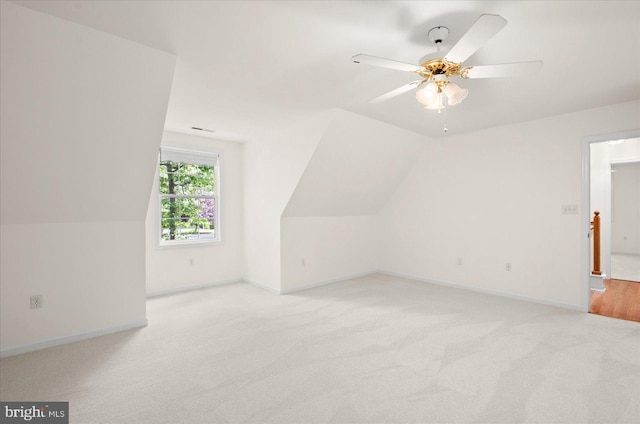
418, 58, 463, 80
428, 26, 449, 44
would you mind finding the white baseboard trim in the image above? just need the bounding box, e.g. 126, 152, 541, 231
611, 251, 640, 256
0, 319, 148, 358
378, 270, 583, 312
243, 271, 378, 295
243, 278, 281, 294
280, 270, 378, 295
146, 278, 242, 298
590, 274, 606, 291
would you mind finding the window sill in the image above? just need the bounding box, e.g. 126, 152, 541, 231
158, 239, 222, 249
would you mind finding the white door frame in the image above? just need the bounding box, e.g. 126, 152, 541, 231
581, 129, 640, 312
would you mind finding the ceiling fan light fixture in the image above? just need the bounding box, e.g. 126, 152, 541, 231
443, 82, 469, 106
422, 93, 445, 111
353, 14, 542, 133
423, 97, 444, 110
416, 82, 440, 108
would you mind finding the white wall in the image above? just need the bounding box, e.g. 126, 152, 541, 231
0, 3, 175, 355
1, 222, 146, 351
243, 112, 333, 291
611, 162, 640, 254
281, 216, 378, 292
280, 110, 426, 291
590, 142, 612, 277
590, 143, 611, 226
145, 131, 244, 295
590, 138, 640, 219
378, 101, 640, 310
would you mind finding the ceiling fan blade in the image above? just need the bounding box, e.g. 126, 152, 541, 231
463, 61, 543, 79
368, 80, 422, 104
352, 54, 425, 73
444, 14, 507, 64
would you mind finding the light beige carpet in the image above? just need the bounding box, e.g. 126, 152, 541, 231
1, 273, 639, 423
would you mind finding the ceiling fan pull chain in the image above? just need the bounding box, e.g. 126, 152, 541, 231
443, 103, 448, 133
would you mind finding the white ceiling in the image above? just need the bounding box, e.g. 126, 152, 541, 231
14, 1, 640, 140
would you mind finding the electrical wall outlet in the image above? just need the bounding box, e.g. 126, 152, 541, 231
505, 262, 512, 272
30, 295, 43, 309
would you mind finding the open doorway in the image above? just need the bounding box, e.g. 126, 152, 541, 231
584, 134, 640, 322
611, 161, 640, 281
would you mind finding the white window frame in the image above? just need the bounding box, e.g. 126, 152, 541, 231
158, 147, 222, 247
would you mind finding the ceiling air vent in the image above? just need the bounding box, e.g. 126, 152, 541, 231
191, 126, 215, 133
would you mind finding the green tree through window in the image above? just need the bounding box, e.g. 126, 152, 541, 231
159, 148, 219, 243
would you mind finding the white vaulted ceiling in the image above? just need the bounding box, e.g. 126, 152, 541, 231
283, 110, 426, 217
13, 1, 640, 139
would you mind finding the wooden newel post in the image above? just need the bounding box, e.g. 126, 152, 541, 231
592, 211, 602, 275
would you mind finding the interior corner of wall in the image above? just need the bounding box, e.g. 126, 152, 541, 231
280, 121, 333, 218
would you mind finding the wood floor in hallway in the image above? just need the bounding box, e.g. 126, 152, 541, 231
590, 279, 640, 322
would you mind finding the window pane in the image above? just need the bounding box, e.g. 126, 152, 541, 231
161, 196, 215, 241
160, 161, 214, 196
180, 164, 215, 195
159, 151, 218, 244
159, 162, 170, 194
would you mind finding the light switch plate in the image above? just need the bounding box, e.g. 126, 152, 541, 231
561, 204, 578, 214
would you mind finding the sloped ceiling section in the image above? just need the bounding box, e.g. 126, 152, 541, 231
283, 110, 428, 217
0, 2, 176, 225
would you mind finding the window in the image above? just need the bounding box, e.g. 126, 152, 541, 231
159, 147, 220, 245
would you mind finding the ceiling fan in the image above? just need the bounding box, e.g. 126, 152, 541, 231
352, 14, 542, 132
